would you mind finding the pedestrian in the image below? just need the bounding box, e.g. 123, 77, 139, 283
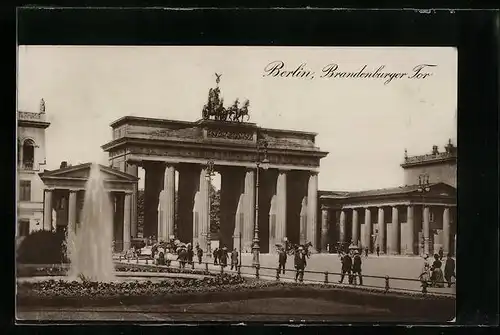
230, 248, 239, 270
220, 247, 229, 267
444, 253, 456, 288
196, 246, 203, 264
339, 252, 352, 284
187, 244, 194, 265
278, 247, 287, 274
438, 247, 444, 261
157, 250, 165, 266
376, 245, 380, 257
213, 247, 219, 265
352, 251, 363, 285
364, 246, 369, 258
294, 246, 307, 282
177, 247, 187, 269
431, 253, 445, 288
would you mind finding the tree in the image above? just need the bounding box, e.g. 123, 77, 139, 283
137, 189, 144, 237
209, 185, 220, 233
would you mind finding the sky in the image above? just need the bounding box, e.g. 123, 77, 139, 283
17, 46, 457, 191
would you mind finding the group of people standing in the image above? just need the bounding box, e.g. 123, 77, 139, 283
277, 245, 309, 282
213, 246, 239, 270
338, 250, 363, 285
420, 252, 456, 288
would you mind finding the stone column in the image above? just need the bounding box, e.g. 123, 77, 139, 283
143, 162, 165, 239
406, 205, 415, 255
68, 189, 78, 234
321, 206, 329, 253
423, 206, 430, 255
276, 170, 287, 245
159, 164, 175, 241
306, 172, 318, 250
243, 169, 255, 253
126, 163, 139, 237
390, 206, 399, 255
352, 209, 359, 245
43, 189, 53, 231
443, 207, 450, 255
299, 197, 307, 244
339, 210, 346, 244
365, 208, 372, 252
378, 207, 385, 253
123, 192, 132, 251
197, 167, 209, 251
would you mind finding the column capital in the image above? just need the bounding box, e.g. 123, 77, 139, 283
68, 188, 81, 193
321, 204, 329, 211
123, 190, 134, 195
44, 187, 55, 192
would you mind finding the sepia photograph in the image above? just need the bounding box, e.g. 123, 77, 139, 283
16, 45, 457, 322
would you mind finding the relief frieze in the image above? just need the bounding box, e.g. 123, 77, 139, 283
207, 129, 253, 141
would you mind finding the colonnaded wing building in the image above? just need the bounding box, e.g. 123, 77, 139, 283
19, 82, 456, 257
320, 141, 457, 257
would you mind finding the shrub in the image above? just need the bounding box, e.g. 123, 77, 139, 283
17, 230, 68, 264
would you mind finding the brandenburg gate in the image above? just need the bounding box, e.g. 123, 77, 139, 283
101, 77, 328, 253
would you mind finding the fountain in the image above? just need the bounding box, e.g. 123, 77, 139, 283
65, 163, 116, 282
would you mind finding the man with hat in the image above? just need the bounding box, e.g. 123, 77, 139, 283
352, 250, 363, 285
339, 251, 353, 284
278, 246, 287, 274
294, 246, 307, 282
444, 253, 456, 288
220, 246, 229, 268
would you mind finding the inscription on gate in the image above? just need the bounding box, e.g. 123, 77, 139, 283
207, 129, 253, 141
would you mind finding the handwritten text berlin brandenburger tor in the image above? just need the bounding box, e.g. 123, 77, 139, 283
262, 61, 436, 85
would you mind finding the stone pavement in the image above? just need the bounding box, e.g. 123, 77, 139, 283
116, 252, 456, 295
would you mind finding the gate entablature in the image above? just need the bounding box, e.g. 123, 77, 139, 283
101, 116, 328, 172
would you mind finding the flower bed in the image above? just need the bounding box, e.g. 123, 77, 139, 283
16, 263, 215, 278
17, 273, 245, 299
17, 279, 455, 320
114, 264, 212, 276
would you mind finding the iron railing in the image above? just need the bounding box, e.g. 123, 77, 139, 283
114, 254, 456, 297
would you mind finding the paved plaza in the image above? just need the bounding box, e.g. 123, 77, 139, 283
117, 253, 455, 295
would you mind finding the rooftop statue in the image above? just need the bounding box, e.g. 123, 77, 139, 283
40, 98, 46, 113
202, 73, 250, 123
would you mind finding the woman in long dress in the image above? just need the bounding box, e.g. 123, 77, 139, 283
419, 254, 431, 287
431, 254, 445, 288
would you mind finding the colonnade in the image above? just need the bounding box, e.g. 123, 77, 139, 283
131, 160, 319, 254
321, 204, 456, 255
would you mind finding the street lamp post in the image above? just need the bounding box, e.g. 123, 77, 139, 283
232, 217, 242, 266
252, 139, 269, 268
205, 160, 215, 255
417, 173, 431, 255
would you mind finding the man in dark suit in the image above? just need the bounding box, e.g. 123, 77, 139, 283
294, 247, 307, 282
352, 251, 363, 285
278, 247, 287, 274
444, 253, 456, 287
339, 252, 352, 284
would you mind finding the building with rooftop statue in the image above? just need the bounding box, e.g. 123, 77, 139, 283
17, 99, 51, 238
319, 140, 457, 257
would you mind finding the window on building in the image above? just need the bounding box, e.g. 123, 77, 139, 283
19, 180, 31, 201
18, 220, 30, 237
22, 139, 35, 170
